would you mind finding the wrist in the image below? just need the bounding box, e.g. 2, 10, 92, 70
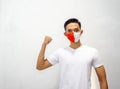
42, 42, 47, 46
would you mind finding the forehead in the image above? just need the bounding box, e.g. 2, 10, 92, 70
66, 22, 79, 30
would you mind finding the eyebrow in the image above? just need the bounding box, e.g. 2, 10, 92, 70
67, 28, 79, 30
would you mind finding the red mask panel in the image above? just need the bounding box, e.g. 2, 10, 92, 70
65, 32, 75, 42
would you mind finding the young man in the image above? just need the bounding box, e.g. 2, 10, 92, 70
36, 18, 108, 89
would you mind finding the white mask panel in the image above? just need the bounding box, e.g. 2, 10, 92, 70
74, 32, 81, 42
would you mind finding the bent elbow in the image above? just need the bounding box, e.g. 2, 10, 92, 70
36, 65, 44, 70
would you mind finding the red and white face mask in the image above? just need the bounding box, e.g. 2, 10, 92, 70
65, 32, 81, 43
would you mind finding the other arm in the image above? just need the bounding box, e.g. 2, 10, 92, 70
95, 65, 108, 89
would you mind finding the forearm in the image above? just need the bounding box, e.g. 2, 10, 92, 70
36, 42, 47, 69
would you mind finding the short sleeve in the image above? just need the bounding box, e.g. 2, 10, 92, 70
46, 49, 60, 65
92, 49, 103, 68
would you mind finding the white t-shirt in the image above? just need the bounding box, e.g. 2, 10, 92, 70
47, 45, 103, 89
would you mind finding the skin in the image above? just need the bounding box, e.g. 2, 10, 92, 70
36, 22, 108, 89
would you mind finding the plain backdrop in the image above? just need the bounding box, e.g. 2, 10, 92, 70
0, 0, 120, 89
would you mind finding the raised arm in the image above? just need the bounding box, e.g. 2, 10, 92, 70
36, 36, 52, 70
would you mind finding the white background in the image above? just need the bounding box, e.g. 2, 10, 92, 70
0, 0, 120, 89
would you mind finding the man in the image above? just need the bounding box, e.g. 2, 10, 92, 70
36, 18, 108, 89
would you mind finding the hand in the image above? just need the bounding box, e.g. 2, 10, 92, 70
43, 36, 52, 45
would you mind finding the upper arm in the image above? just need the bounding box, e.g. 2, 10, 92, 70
95, 65, 107, 82
44, 59, 53, 68
37, 49, 61, 70
95, 65, 108, 89
37, 59, 52, 70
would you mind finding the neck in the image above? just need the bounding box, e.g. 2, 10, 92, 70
69, 40, 82, 49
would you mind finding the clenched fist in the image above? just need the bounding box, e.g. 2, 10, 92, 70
43, 36, 52, 45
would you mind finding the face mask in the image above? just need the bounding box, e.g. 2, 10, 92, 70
65, 32, 81, 43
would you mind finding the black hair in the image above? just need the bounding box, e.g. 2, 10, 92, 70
64, 18, 81, 31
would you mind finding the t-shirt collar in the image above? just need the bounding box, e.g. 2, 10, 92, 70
66, 44, 84, 52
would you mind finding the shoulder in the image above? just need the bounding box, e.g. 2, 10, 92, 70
53, 48, 65, 54
83, 45, 99, 53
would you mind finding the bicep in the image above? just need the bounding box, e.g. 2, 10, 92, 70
43, 59, 52, 69
95, 65, 107, 81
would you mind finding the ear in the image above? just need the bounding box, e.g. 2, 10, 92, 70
64, 32, 67, 36
80, 29, 83, 35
